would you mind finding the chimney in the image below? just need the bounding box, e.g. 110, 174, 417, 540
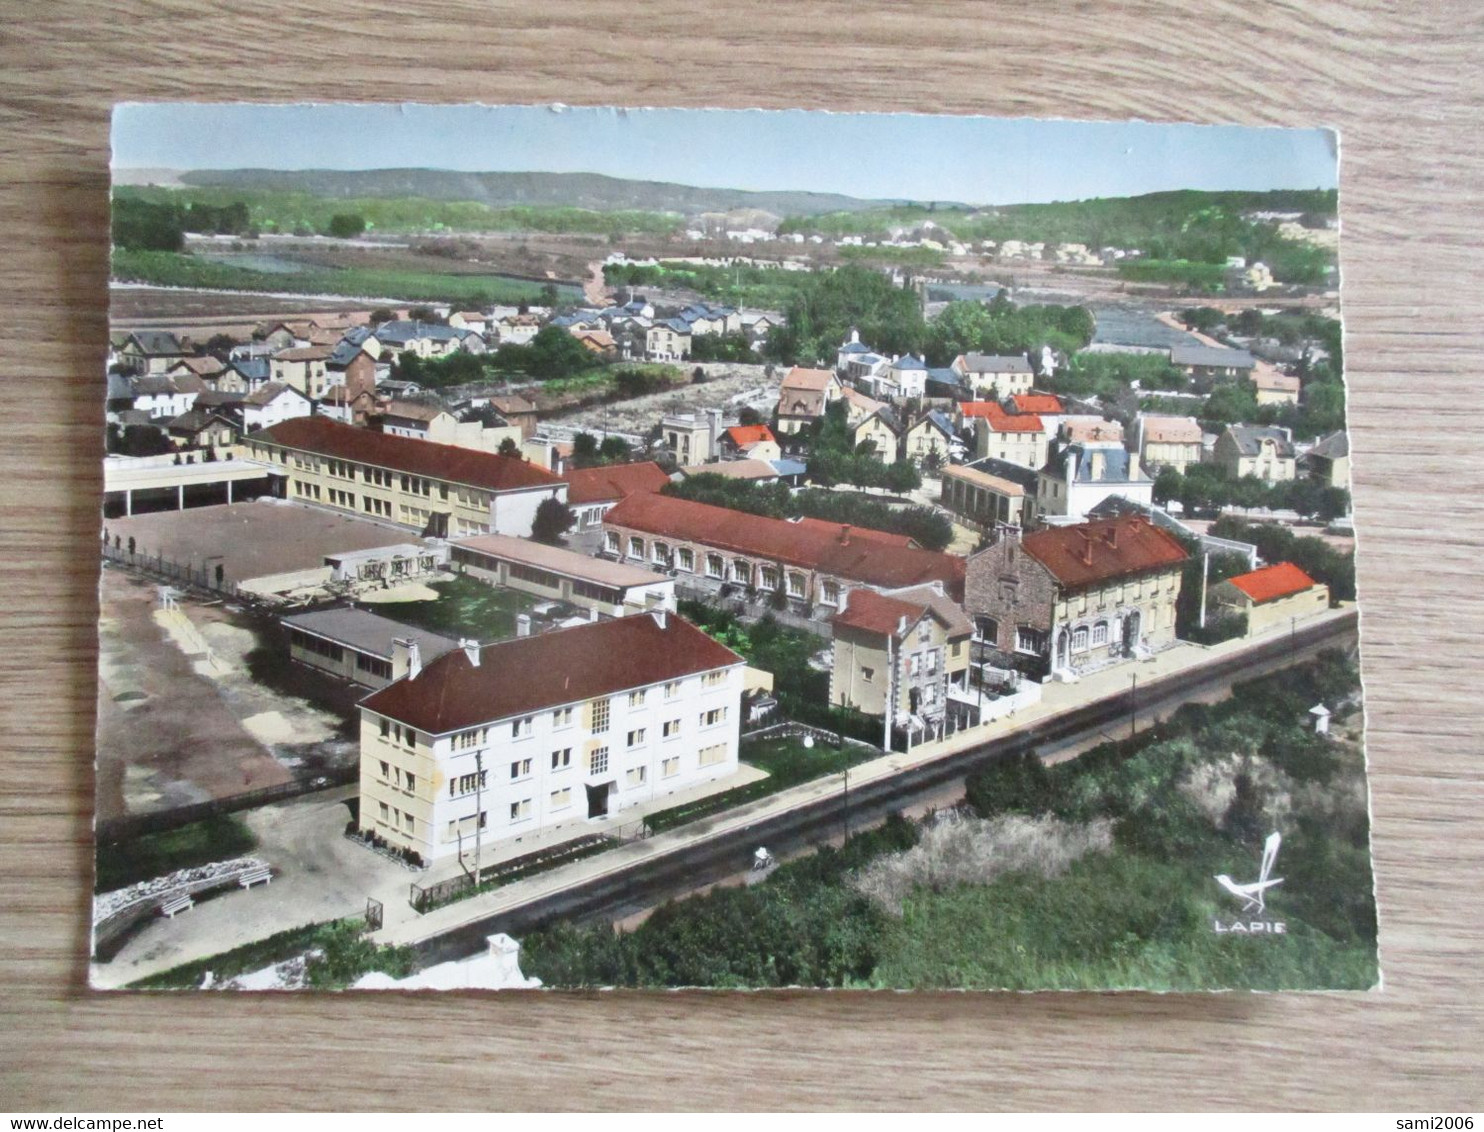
393, 638, 421, 680
588, 606, 599, 622
515, 614, 532, 638
651, 609, 668, 630
1078, 530, 1095, 567
849, 327, 860, 344
397, 640, 421, 676
462, 638, 481, 666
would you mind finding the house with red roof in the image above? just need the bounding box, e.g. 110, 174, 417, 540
357, 611, 745, 862
965, 516, 1188, 678
1213, 562, 1330, 637
601, 492, 964, 614
962, 401, 1048, 469
830, 583, 974, 740
244, 417, 567, 539
718, 423, 782, 463
562, 460, 672, 532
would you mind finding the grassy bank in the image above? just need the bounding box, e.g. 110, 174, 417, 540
373, 575, 541, 642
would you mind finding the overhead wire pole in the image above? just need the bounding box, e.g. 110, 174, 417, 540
1129, 671, 1138, 739
473, 749, 484, 888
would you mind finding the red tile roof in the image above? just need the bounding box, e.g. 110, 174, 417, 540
1009, 393, 1064, 415
247, 417, 564, 494
1021, 516, 1188, 589
723, 424, 777, 448
833, 585, 973, 640
360, 613, 742, 734
963, 402, 1044, 432
604, 493, 965, 592
1224, 561, 1318, 604
563, 461, 672, 505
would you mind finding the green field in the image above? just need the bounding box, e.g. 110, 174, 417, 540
111, 248, 568, 305
114, 184, 683, 237
373, 575, 542, 642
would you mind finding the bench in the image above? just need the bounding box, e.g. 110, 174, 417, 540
238, 867, 272, 889
160, 894, 194, 918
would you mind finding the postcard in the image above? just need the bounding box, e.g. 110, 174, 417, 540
93, 104, 1374, 991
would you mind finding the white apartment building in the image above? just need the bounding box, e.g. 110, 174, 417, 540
357, 611, 745, 863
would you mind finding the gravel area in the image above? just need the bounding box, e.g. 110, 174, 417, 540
544, 362, 782, 439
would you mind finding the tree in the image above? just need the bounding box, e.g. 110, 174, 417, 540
598, 436, 632, 463
531, 498, 576, 545
497, 437, 520, 457
738, 406, 763, 427
539, 283, 561, 309
204, 333, 237, 355
407, 306, 441, 324
571, 432, 600, 468
369, 308, 396, 326
327, 213, 367, 239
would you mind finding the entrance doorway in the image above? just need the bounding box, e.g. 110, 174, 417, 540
586, 782, 612, 819
1122, 611, 1141, 656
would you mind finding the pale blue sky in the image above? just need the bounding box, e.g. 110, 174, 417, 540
113, 104, 1337, 206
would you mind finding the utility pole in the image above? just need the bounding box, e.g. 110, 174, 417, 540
1199, 550, 1210, 630
841, 764, 850, 843
1290, 615, 1297, 663
472, 750, 484, 888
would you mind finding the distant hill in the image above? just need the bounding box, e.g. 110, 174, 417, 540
158, 168, 928, 218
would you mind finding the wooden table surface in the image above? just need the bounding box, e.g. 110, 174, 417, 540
3, 1, 1482, 1112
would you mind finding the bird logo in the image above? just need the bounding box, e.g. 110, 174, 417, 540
1215, 831, 1284, 915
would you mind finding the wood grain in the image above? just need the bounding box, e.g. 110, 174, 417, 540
2, 1, 1482, 1111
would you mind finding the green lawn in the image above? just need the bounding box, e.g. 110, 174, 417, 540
95, 814, 257, 894
374, 575, 542, 642
644, 734, 879, 833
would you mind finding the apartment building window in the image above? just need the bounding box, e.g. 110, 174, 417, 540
821, 581, 841, 605
512, 716, 533, 739
455, 728, 487, 750
589, 747, 609, 775
787, 572, 806, 598
591, 698, 611, 733
662, 756, 680, 779
628, 689, 646, 708
918, 620, 932, 643
628, 536, 645, 559
926, 650, 938, 674
626, 766, 647, 787
403, 814, 415, 833
662, 718, 681, 739
379, 801, 390, 821
510, 758, 532, 780
380, 718, 391, 739
677, 548, 694, 572
627, 728, 646, 748
731, 560, 751, 585
1072, 626, 1089, 652
379, 760, 390, 780
651, 542, 669, 565
705, 554, 723, 579
551, 747, 572, 770
553, 706, 573, 728
451, 770, 487, 797
759, 566, 778, 591
700, 707, 727, 728
1091, 621, 1109, 647
605, 531, 620, 554
862, 667, 875, 684
405, 772, 417, 791
550, 787, 572, 810
509, 799, 531, 822
698, 744, 727, 767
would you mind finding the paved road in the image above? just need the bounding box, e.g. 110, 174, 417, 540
413, 610, 1358, 966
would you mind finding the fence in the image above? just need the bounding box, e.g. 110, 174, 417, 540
96, 765, 358, 844
408, 833, 616, 913
102, 541, 241, 599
